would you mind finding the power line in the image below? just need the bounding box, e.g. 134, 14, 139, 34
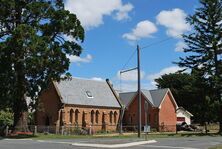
140, 37, 173, 50
121, 49, 137, 71
120, 37, 174, 71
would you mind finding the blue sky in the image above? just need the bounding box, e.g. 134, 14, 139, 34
64, 0, 200, 91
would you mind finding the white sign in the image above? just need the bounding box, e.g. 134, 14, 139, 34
144, 125, 150, 133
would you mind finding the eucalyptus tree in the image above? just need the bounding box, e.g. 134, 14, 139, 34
0, 0, 84, 131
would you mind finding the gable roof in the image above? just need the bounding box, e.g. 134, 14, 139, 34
176, 107, 193, 117
53, 78, 121, 108
148, 88, 169, 107
119, 91, 136, 107
119, 88, 176, 108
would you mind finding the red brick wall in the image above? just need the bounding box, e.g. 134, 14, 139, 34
63, 105, 120, 132
123, 92, 177, 132
36, 83, 121, 133
123, 94, 159, 129
36, 83, 62, 126
158, 92, 177, 132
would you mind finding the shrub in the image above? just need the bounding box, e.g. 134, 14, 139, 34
0, 109, 13, 126
0, 109, 13, 136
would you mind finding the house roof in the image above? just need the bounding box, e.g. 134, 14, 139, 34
119, 88, 173, 108
176, 107, 193, 117
119, 91, 136, 107
53, 78, 121, 108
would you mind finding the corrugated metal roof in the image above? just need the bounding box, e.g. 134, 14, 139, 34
54, 78, 121, 108
141, 90, 154, 105
119, 88, 169, 107
149, 88, 169, 107
119, 92, 136, 107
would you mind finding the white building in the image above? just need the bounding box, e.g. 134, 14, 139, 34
176, 107, 193, 125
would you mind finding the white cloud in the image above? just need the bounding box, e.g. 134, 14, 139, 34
147, 66, 183, 80
114, 66, 187, 92
65, 0, 133, 29
175, 41, 187, 52
114, 3, 134, 21
156, 8, 190, 38
116, 82, 137, 91
122, 20, 157, 41
113, 81, 154, 92
67, 54, 92, 64
147, 66, 184, 87
63, 35, 81, 44
117, 69, 145, 81
91, 77, 104, 81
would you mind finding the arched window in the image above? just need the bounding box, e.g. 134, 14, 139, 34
95, 110, 99, 123
82, 112, 86, 127
45, 116, 50, 126
102, 113, 105, 123
70, 109, 74, 124
154, 113, 158, 124
91, 110, 95, 124
114, 111, 118, 124
128, 114, 132, 124
60, 109, 65, 126
102, 112, 106, 131
110, 111, 113, 124
75, 109, 79, 124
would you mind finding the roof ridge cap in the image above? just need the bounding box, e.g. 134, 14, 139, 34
149, 88, 169, 91
119, 91, 137, 94
58, 77, 106, 83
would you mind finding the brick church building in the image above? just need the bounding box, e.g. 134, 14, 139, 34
36, 78, 122, 133
119, 88, 178, 132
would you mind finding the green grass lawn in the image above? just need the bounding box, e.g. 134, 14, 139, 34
209, 145, 222, 149
6, 133, 139, 140
4, 132, 221, 140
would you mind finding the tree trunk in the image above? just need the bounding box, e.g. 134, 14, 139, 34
13, 60, 29, 132
12, 96, 29, 132
215, 78, 222, 133
13, 112, 29, 132
219, 104, 222, 134
12, 63, 29, 133
219, 121, 222, 134
10, 0, 29, 133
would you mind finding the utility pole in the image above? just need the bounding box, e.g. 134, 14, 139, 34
137, 44, 141, 138
120, 44, 141, 138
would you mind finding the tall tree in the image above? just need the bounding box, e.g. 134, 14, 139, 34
177, 0, 222, 132
155, 72, 217, 124
155, 73, 194, 109
0, 0, 84, 132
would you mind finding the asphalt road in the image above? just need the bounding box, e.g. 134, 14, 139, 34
0, 136, 222, 149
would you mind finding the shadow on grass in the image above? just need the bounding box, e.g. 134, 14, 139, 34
180, 132, 222, 137
5, 134, 38, 139
167, 132, 222, 137
143, 132, 222, 139
209, 144, 222, 149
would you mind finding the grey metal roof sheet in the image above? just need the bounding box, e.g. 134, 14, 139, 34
119, 88, 169, 107
141, 90, 154, 105
119, 92, 136, 107
54, 78, 121, 108
149, 88, 169, 107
